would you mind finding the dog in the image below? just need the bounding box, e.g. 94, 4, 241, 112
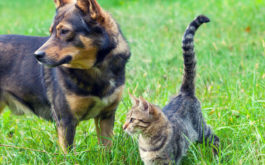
0, 0, 130, 153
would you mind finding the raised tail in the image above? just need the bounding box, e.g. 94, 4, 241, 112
180, 15, 210, 96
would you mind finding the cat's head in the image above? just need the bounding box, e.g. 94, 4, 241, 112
123, 94, 160, 135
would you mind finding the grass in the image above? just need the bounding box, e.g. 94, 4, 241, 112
0, 0, 264, 164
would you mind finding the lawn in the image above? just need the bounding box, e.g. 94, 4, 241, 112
0, 0, 264, 164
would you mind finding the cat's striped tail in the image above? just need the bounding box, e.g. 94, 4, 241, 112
180, 15, 210, 96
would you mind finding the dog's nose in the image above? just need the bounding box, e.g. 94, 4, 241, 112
34, 51, 46, 59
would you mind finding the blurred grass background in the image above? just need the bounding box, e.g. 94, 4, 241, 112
0, 0, 264, 164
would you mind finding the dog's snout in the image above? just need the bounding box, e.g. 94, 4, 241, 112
34, 51, 46, 59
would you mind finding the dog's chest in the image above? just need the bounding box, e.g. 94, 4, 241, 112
66, 85, 123, 120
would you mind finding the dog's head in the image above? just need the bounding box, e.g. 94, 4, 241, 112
34, 0, 117, 69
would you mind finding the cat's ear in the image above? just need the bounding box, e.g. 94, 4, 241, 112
139, 97, 154, 114
129, 93, 140, 106
76, 0, 105, 23
54, 0, 75, 8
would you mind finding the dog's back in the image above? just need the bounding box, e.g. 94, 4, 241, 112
0, 35, 51, 119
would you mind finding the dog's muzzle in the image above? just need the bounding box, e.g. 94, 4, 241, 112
34, 51, 72, 67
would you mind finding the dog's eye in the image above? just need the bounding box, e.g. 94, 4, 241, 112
60, 29, 70, 35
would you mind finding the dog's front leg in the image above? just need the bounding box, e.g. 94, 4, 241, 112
0, 102, 5, 114
94, 111, 116, 146
57, 118, 77, 154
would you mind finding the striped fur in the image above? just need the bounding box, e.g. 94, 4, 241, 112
180, 15, 210, 96
123, 15, 219, 165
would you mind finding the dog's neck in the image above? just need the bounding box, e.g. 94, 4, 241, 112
56, 66, 111, 97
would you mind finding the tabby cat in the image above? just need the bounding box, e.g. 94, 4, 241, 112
123, 15, 219, 165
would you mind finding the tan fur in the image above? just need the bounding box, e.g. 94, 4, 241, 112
95, 87, 123, 146
103, 96, 121, 112
2, 92, 34, 116
94, 117, 113, 146
94, 86, 123, 146
55, 22, 74, 37
66, 85, 124, 120
63, 35, 98, 69
76, 0, 119, 36
0, 102, 5, 114
66, 95, 95, 119
101, 12, 119, 35
57, 125, 68, 154
49, 23, 54, 34
124, 97, 174, 164
37, 1, 123, 70
139, 122, 173, 163
111, 34, 130, 55
54, 0, 76, 8
76, 0, 104, 23
123, 100, 162, 134
94, 118, 101, 143
37, 33, 98, 69
36, 3, 101, 69
94, 88, 123, 146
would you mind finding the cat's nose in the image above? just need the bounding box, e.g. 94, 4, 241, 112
123, 123, 129, 130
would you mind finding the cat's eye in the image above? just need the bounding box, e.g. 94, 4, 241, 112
129, 118, 135, 123
139, 119, 150, 124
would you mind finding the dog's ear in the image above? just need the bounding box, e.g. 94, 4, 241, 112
76, 0, 105, 24
54, 0, 76, 8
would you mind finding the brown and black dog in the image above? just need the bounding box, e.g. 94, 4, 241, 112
0, 0, 130, 153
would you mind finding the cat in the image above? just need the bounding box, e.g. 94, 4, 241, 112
123, 15, 219, 165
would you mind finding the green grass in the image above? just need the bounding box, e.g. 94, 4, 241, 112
0, 0, 264, 164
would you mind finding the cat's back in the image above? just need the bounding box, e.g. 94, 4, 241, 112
162, 94, 201, 121
161, 94, 202, 162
